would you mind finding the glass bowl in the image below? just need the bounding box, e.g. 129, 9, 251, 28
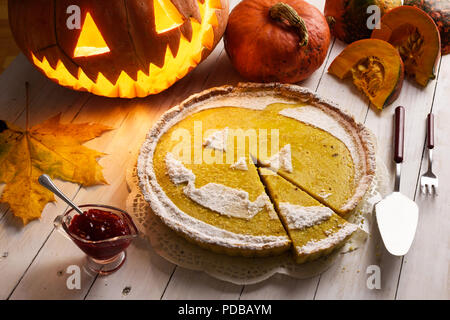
54, 204, 139, 275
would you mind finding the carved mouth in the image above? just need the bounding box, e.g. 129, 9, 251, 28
31, 0, 220, 98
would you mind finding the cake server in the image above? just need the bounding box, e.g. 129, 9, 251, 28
375, 106, 419, 256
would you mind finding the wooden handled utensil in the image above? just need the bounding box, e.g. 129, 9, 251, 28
420, 113, 438, 195
375, 106, 419, 256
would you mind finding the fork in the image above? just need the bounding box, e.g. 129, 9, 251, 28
420, 113, 438, 195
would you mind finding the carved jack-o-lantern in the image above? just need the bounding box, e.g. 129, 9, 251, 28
8, 0, 229, 98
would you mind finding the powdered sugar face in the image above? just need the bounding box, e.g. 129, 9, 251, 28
166, 152, 273, 220
263, 144, 293, 173
203, 127, 229, 152
279, 204, 334, 230
230, 157, 248, 171
296, 223, 358, 255
186, 184, 271, 220
165, 152, 195, 184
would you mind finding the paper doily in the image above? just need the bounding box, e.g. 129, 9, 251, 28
126, 154, 389, 285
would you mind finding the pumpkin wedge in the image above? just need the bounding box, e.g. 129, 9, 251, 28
371, 5, 441, 87
328, 39, 404, 110
404, 0, 449, 55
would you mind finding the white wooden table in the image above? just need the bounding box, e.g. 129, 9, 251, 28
0, 0, 448, 300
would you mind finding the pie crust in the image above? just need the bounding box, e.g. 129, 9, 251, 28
137, 83, 376, 257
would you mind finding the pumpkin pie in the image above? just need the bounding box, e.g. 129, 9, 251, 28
138, 83, 376, 259
259, 168, 358, 263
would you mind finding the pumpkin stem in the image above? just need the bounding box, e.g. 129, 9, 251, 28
269, 2, 309, 47
326, 16, 336, 28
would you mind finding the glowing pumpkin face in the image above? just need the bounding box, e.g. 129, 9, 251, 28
8, 0, 229, 98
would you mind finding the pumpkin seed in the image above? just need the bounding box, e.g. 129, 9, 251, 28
358, 65, 367, 71
351, 56, 385, 98
397, 28, 424, 75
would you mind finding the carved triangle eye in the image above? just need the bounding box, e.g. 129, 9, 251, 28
154, 0, 185, 34
74, 12, 111, 58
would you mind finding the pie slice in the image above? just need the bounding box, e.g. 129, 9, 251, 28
259, 168, 358, 263
254, 101, 375, 215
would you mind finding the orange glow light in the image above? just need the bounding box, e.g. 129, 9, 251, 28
32, 0, 221, 98
73, 12, 110, 58
154, 0, 185, 34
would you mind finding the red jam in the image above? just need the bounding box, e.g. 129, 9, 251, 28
67, 209, 135, 260
68, 209, 131, 241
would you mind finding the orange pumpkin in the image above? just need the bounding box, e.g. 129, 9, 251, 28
224, 0, 330, 83
371, 5, 441, 87
8, 0, 229, 98
329, 39, 404, 110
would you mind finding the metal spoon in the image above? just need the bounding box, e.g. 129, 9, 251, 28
38, 174, 84, 215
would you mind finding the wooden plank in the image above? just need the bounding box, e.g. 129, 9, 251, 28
85, 237, 176, 300
162, 269, 242, 300
0, 0, 20, 73
83, 8, 244, 299
1, 0, 446, 300
314, 54, 443, 299
82, 84, 211, 300
0, 55, 55, 220
396, 55, 450, 300
239, 30, 374, 303
4, 0, 330, 302
163, 0, 334, 300
240, 0, 374, 299
0, 55, 51, 123
8, 96, 137, 299
0, 60, 90, 221
157, 0, 248, 300
141, 50, 250, 300
12, 0, 247, 297
18, 57, 240, 299
0, 79, 92, 299
241, 274, 319, 300
6, 0, 240, 300
241, 42, 335, 302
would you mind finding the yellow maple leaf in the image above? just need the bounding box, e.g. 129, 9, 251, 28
0, 114, 111, 224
